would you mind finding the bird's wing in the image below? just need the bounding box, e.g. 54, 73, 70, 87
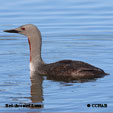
41, 60, 107, 81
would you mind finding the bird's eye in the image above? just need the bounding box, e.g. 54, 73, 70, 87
21, 27, 25, 30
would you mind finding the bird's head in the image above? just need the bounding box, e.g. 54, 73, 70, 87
4, 24, 40, 37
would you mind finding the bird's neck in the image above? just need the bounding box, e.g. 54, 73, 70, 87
28, 33, 44, 72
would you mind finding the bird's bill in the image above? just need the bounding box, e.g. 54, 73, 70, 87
4, 29, 20, 33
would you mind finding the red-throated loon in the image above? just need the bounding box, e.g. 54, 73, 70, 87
4, 24, 108, 80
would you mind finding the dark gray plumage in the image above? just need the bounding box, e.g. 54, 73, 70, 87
39, 60, 108, 81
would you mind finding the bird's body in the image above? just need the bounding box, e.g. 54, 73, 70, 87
4, 24, 108, 80
38, 60, 107, 80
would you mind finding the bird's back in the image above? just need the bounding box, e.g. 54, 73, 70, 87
40, 60, 108, 81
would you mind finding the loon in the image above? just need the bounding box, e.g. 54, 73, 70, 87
4, 24, 108, 80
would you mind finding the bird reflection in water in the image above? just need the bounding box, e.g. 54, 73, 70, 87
45, 73, 105, 83
30, 71, 44, 108
29, 69, 106, 109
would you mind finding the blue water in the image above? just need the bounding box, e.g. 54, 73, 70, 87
0, 0, 113, 112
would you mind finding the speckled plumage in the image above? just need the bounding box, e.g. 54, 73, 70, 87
39, 60, 108, 81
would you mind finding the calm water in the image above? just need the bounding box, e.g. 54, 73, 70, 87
0, 0, 113, 112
